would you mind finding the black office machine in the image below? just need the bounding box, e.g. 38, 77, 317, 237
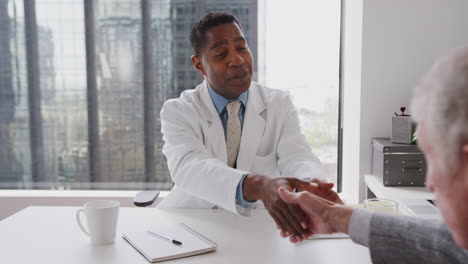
372, 138, 426, 187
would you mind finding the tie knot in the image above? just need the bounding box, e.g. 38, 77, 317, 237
226, 100, 241, 116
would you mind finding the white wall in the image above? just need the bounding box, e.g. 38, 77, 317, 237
356, 0, 468, 201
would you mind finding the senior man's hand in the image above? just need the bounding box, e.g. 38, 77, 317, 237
278, 186, 355, 243
243, 175, 334, 242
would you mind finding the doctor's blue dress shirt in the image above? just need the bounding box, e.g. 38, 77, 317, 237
207, 85, 256, 209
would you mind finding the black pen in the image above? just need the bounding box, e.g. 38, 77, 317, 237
147, 230, 183, 246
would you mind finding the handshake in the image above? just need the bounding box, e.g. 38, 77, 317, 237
243, 176, 352, 243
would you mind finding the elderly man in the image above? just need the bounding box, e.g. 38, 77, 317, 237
157, 11, 338, 242
278, 47, 468, 263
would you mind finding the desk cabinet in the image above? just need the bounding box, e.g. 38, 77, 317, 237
372, 138, 426, 187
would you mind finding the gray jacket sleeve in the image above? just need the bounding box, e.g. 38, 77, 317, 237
349, 208, 373, 246
368, 212, 468, 264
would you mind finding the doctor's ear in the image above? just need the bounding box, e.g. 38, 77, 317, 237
191, 55, 206, 76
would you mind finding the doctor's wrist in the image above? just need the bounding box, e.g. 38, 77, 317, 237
242, 174, 268, 201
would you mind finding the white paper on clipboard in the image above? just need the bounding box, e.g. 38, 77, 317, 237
308, 233, 350, 239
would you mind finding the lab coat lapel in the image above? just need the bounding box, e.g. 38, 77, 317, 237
237, 84, 266, 171
199, 81, 228, 163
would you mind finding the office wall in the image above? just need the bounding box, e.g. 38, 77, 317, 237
357, 0, 468, 200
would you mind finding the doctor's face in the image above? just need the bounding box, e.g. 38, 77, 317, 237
192, 22, 253, 100
417, 122, 468, 249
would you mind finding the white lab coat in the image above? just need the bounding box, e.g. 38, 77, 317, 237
157, 81, 324, 215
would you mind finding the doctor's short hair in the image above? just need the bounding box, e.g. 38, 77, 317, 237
190, 11, 242, 57
411, 46, 468, 171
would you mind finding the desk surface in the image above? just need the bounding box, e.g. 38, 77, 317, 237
0, 206, 371, 264
365, 174, 435, 200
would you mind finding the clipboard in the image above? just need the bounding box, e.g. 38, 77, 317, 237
123, 222, 216, 263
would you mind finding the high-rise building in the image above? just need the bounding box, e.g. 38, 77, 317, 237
0, 0, 22, 183
170, 0, 257, 96
96, 1, 146, 185
151, 0, 173, 185
0, 0, 55, 187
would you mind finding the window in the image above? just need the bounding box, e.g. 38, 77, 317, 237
176, 23, 184, 31
262, 0, 342, 187
0, 0, 258, 190
0, 0, 341, 191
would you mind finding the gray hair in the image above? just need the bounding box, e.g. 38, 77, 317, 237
411, 46, 468, 171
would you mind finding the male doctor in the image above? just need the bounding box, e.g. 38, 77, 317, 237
157, 12, 340, 242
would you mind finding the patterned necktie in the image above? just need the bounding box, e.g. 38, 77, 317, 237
226, 100, 242, 168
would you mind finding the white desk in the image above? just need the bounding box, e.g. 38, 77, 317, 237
0, 206, 371, 264
364, 174, 435, 200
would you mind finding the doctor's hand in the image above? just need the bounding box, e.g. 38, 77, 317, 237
278, 186, 354, 243
307, 178, 344, 205
243, 175, 332, 242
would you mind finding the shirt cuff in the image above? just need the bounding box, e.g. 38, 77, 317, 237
348, 208, 374, 247
235, 174, 257, 208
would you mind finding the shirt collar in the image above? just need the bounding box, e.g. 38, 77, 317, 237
207, 84, 249, 115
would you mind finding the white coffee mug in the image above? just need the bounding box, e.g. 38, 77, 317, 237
76, 200, 120, 245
